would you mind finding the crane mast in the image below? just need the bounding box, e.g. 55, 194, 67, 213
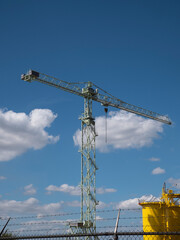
80, 91, 97, 233
21, 70, 171, 235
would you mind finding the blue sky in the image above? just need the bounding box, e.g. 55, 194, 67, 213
0, 0, 180, 217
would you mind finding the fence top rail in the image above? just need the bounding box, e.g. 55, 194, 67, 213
1, 231, 180, 240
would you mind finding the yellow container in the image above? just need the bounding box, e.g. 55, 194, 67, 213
166, 206, 180, 232
140, 202, 166, 240
139, 185, 180, 240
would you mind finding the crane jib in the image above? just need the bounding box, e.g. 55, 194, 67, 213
21, 69, 172, 126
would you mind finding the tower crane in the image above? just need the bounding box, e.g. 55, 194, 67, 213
21, 70, 171, 234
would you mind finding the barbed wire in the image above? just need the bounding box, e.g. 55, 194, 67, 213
0, 212, 80, 220
0, 208, 143, 220
1, 205, 178, 221
1, 215, 170, 228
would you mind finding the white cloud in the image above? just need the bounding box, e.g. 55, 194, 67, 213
152, 167, 165, 175
46, 184, 117, 196
46, 184, 81, 196
0, 108, 59, 161
96, 201, 110, 209
115, 197, 139, 209
96, 187, 117, 194
0, 194, 162, 216
66, 201, 81, 207
115, 195, 160, 209
73, 111, 163, 152
0, 176, 6, 180
24, 184, 37, 195
167, 178, 180, 189
0, 197, 82, 217
149, 157, 160, 162
96, 215, 103, 220
0, 198, 63, 216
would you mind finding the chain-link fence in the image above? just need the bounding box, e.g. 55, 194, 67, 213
0, 209, 180, 240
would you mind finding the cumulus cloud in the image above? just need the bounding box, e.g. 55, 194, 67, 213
115, 197, 140, 209
149, 157, 160, 162
24, 184, 37, 195
0, 197, 82, 217
0, 194, 162, 216
46, 184, 81, 196
0, 108, 59, 161
115, 195, 160, 209
46, 184, 117, 196
167, 178, 180, 189
0, 198, 63, 216
152, 167, 165, 175
73, 111, 163, 152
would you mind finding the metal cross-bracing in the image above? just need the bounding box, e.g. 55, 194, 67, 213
21, 69, 172, 236
80, 95, 97, 233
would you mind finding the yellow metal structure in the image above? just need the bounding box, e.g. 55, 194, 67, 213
139, 184, 180, 240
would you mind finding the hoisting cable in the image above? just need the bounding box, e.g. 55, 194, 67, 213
104, 107, 108, 143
